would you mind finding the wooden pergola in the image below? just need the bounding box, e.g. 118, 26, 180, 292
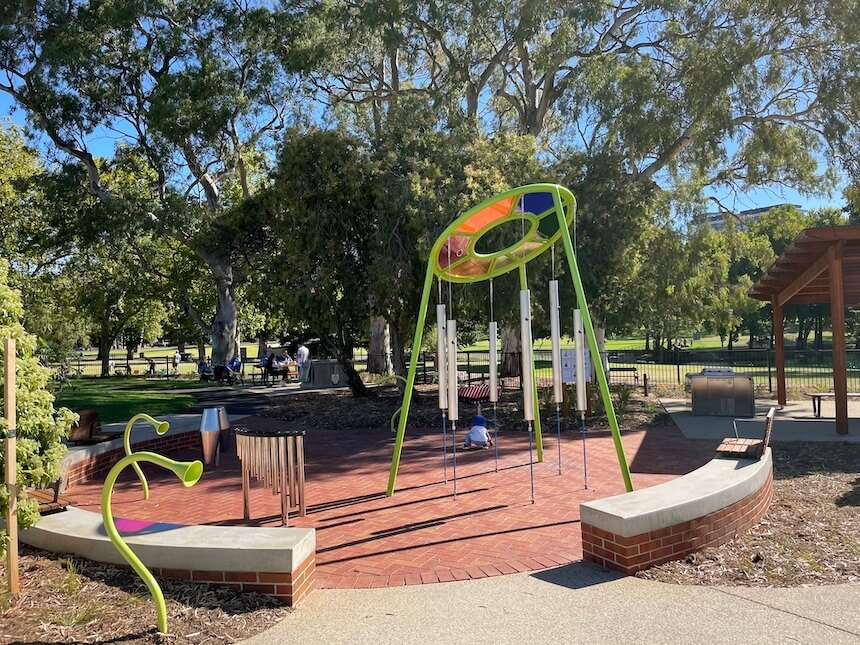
749, 226, 860, 435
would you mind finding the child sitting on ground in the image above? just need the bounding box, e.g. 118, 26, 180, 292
464, 413, 492, 449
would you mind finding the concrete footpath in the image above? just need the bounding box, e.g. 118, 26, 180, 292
242, 563, 860, 645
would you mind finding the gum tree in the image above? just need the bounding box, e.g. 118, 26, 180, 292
0, 0, 323, 364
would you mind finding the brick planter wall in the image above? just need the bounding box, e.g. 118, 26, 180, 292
151, 552, 316, 606
582, 470, 773, 575
64, 432, 203, 489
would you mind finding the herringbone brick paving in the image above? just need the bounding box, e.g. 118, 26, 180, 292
67, 416, 715, 588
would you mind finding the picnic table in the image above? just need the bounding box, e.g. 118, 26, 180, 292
804, 392, 860, 418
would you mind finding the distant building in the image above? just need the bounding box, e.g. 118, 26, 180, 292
702, 204, 803, 232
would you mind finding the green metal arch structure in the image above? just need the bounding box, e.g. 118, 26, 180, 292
386, 183, 634, 496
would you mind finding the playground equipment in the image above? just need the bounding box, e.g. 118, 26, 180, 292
122, 413, 170, 500
386, 183, 634, 497
102, 417, 203, 633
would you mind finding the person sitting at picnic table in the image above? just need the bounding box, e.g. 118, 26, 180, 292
464, 413, 492, 449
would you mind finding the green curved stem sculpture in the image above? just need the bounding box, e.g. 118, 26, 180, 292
101, 451, 203, 634
123, 414, 170, 500
376, 374, 408, 433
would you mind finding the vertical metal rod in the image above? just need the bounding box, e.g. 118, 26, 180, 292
580, 413, 588, 489
527, 421, 535, 504
442, 412, 448, 483
493, 403, 499, 473
451, 421, 458, 498
518, 265, 543, 461
556, 404, 562, 475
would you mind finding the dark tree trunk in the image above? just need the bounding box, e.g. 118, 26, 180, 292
500, 325, 521, 378
196, 338, 207, 361
320, 332, 367, 396
644, 332, 650, 352
98, 327, 113, 378
388, 321, 409, 396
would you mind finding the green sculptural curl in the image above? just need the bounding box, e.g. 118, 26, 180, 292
123, 413, 170, 500
101, 451, 203, 633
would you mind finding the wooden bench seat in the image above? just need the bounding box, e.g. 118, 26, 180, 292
67, 408, 114, 444
716, 407, 775, 459
26, 486, 76, 515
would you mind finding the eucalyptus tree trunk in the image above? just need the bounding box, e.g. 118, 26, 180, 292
388, 322, 408, 395
500, 324, 521, 378
368, 315, 392, 374
188, 253, 238, 366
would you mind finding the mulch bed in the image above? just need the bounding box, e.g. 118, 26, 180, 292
0, 547, 290, 644
637, 441, 860, 587
262, 382, 661, 433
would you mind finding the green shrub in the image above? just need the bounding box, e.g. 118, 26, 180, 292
0, 260, 74, 556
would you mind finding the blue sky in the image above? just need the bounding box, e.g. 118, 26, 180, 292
2, 92, 846, 213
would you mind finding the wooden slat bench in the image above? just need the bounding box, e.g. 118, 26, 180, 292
804, 392, 860, 418
26, 483, 76, 515
67, 408, 114, 445
716, 407, 775, 459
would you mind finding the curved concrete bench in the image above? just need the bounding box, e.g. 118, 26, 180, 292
22, 508, 315, 605
581, 449, 773, 574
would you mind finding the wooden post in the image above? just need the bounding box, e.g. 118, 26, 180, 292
773, 298, 787, 406
830, 246, 849, 435
4, 338, 19, 593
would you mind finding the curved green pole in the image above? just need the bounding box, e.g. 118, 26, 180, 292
386, 259, 435, 496
519, 264, 544, 462
552, 188, 633, 492
123, 414, 170, 500
102, 451, 203, 633
376, 374, 409, 434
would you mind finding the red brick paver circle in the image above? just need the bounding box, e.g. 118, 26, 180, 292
66, 416, 715, 589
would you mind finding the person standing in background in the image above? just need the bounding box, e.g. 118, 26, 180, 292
296, 343, 310, 381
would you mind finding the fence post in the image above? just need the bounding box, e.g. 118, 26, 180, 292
466, 352, 471, 383
422, 352, 427, 384
767, 350, 773, 393
643, 373, 649, 397
676, 351, 681, 384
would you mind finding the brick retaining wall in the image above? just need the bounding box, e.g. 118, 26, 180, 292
64, 432, 203, 488
582, 470, 773, 575
151, 551, 316, 606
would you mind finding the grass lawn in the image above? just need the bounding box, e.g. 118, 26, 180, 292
56, 378, 198, 424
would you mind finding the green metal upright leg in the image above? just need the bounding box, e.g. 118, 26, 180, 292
519, 265, 544, 462
386, 260, 435, 497
553, 190, 633, 492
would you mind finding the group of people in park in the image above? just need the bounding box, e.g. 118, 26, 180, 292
263, 343, 310, 382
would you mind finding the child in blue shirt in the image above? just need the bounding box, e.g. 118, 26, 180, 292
464, 414, 492, 449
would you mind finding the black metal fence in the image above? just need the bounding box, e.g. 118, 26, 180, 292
51, 347, 856, 394
353, 348, 858, 394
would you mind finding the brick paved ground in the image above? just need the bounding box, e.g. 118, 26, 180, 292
67, 416, 716, 588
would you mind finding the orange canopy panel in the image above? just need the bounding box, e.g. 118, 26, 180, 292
456, 197, 514, 234
437, 235, 470, 268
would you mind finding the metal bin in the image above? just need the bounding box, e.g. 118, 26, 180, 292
690, 374, 755, 417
